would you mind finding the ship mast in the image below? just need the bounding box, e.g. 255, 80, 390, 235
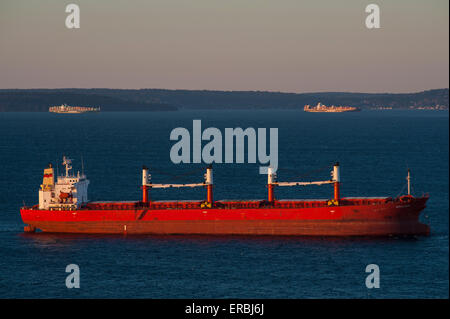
333, 163, 340, 203
267, 167, 276, 202
205, 165, 213, 204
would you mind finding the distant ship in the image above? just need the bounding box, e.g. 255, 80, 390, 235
304, 102, 361, 113
49, 104, 100, 114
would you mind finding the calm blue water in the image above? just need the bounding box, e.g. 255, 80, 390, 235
0, 110, 448, 298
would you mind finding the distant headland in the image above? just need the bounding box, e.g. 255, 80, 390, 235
0, 88, 447, 112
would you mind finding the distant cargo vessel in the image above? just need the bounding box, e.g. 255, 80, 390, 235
304, 103, 361, 113
49, 104, 100, 113
20, 157, 430, 236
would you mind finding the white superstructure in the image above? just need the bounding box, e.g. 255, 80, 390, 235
38, 156, 90, 210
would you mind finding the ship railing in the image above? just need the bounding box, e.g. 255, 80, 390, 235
84, 198, 392, 211
339, 198, 393, 206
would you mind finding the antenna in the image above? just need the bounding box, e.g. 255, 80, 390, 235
407, 169, 411, 196
405, 161, 411, 196
81, 154, 84, 176
62, 155, 73, 177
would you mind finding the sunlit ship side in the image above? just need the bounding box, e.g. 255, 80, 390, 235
20, 157, 430, 236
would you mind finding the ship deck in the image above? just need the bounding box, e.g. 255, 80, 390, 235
24, 195, 428, 211
74, 197, 394, 210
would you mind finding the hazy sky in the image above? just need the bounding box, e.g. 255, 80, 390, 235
0, 0, 448, 92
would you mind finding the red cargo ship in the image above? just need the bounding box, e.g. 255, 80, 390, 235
21, 157, 430, 236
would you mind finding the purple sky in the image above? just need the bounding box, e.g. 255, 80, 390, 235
0, 0, 448, 93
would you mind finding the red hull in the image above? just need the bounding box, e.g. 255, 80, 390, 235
20, 196, 430, 236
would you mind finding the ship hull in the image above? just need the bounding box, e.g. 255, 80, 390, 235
20, 197, 430, 236
20, 220, 429, 236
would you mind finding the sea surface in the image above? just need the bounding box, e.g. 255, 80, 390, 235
0, 110, 448, 298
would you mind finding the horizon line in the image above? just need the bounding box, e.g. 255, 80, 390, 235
0, 87, 448, 95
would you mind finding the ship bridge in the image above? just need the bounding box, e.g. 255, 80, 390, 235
38, 156, 89, 210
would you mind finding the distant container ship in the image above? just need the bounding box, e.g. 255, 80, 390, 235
20, 157, 430, 236
304, 102, 361, 113
49, 104, 100, 113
